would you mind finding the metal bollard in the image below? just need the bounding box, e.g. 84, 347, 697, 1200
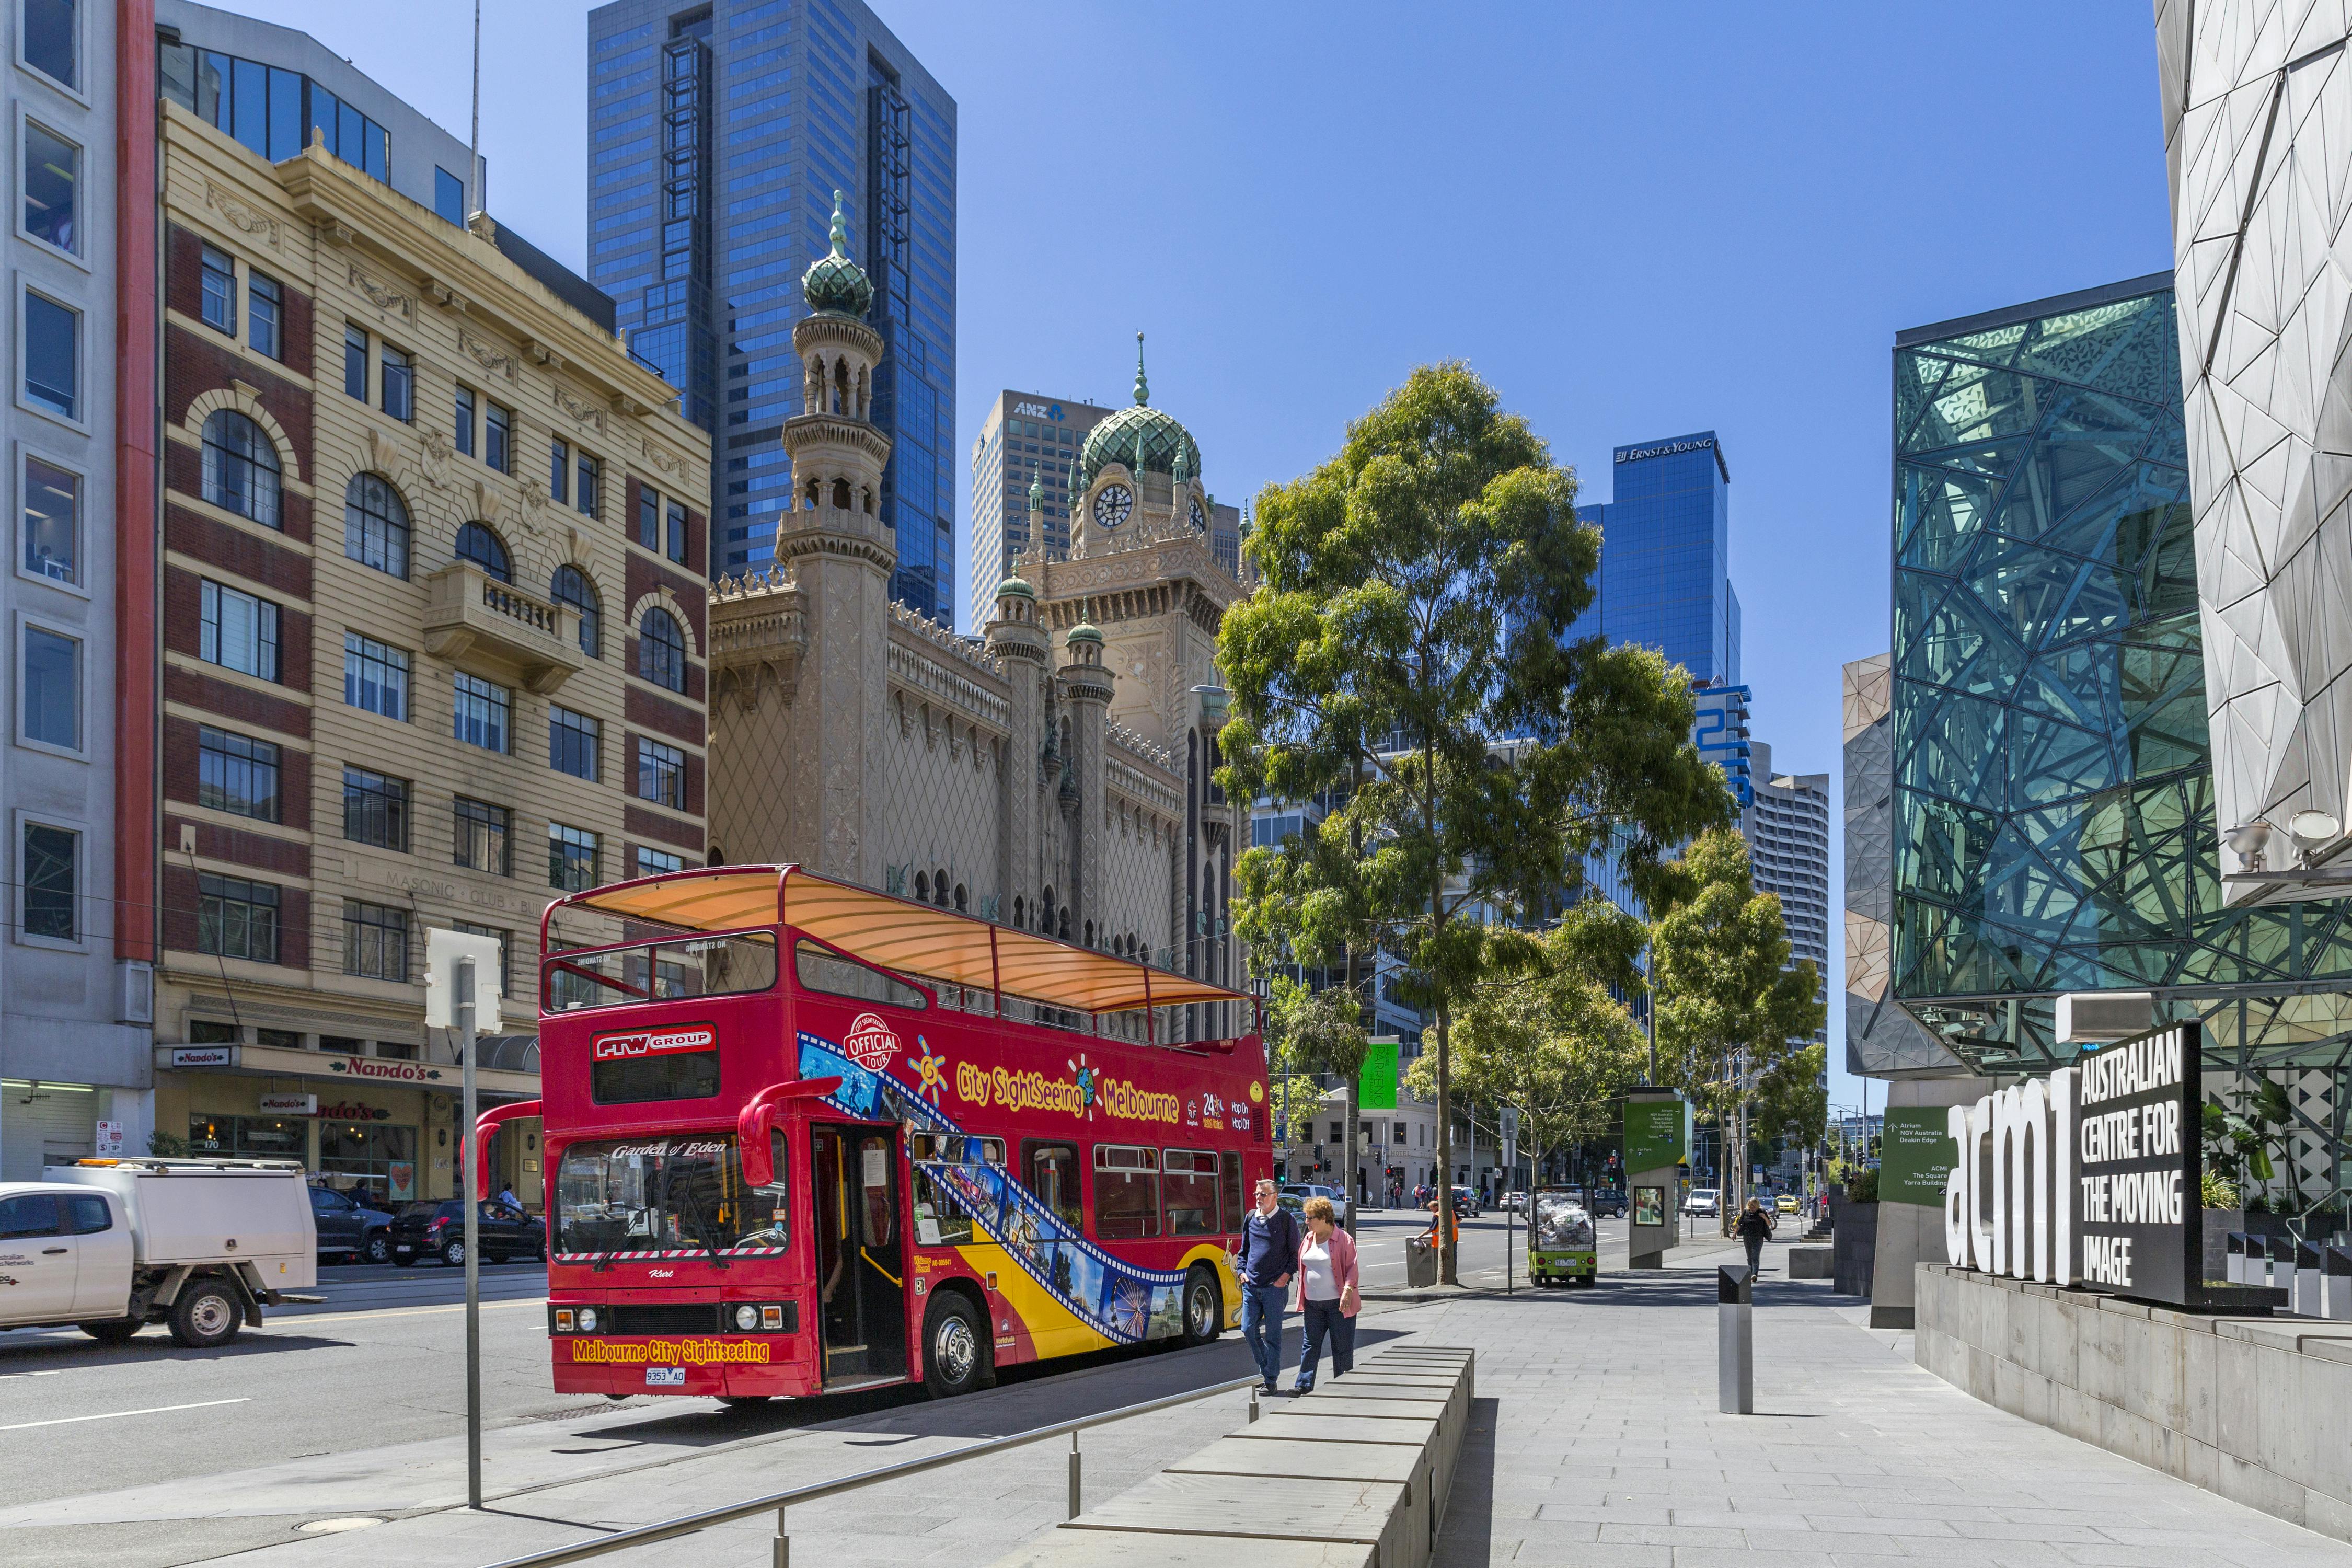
1717, 1264, 1753, 1415
1248, 1387, 1260, 1423
773, 1504, 788, 1568
1067, 1432, 1081, 1519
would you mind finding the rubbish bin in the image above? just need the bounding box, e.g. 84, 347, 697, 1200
1405, 1233, 1438, 1288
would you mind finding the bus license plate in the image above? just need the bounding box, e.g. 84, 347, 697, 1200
645, 1366, 685, 1387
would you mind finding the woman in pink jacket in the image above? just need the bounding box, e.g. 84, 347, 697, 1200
1291, 1195, 1360, 1392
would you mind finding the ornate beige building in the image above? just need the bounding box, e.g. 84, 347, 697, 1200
710, 221, 1244, 995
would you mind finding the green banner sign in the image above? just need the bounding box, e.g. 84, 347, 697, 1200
1358, 1038, 1399, 1111
1622, 1094, 1687, 1171
1880, 1105, 1958, 1207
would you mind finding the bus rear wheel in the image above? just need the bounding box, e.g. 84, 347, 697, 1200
921, 1292, 990, 1400
1181, 1265, 1222, 1347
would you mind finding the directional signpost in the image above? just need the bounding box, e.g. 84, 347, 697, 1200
426, 927, 502, 1512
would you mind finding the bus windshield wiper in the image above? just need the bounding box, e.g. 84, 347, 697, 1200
675, 1185, 732, 1271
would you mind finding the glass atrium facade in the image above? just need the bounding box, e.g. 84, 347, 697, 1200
1889, 275, 2352, 1081
586, 0, 956, 617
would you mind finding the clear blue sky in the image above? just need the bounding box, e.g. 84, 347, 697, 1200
222, 1, 2177, 1118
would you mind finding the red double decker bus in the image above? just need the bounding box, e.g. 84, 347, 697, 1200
498, 864, 1268, 1402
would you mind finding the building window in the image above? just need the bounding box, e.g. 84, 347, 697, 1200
453, 796, 510, 875
23, 289, 77, 421
635, 846, 684, 877
577, 454, 601, 517
550, 565, 600, 657
19, 819, 75, 941
199, 580, 279, 681
343, 631, 409, 720
637, 736, 684, 808
21, 453, 77, 585
248, 271, 281, 359
453, 672, 511, 753
22, 121, 79, 256
379, 345, 412, 422
548, 822, 600, 892
343, 899, 409, 981
434, 165, 465, 226
198, 873, 279, 963
22, 0, 77, 91
344, 472, 410, 578
485, 401, 511, 472
638, 607, 686, 691
454, 386, 476, 458
455, 521, 511, 583
200, 410, 281, 528
549, 704, 599, 780
665, 497, 687, 563
198, 725, 279, 821
637, 485, 660, 549
549, 439, 569, 503
199, 243, 236, 332
343, 324, 367, 400
341, 766, 409, 852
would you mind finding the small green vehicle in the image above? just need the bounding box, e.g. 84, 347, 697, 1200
1528, 1189, 1597, 1287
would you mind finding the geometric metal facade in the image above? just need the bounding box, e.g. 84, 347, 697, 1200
1889, 276, 2352, 1073
2158, 1, 2352, 898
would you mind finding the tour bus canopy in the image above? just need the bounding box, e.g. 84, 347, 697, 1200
552, 864, 1254, 1018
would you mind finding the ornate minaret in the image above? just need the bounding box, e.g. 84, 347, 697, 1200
1057, 622, 1115, 943
984, 563, 1049, 932
776, 191, 893, 884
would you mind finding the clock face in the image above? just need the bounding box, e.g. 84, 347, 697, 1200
1094, 484, 1134, 531
1189, 496, 1207, 532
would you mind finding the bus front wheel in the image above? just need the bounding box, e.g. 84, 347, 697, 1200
1181, 1265, 1222, 1348
921, 1292, 991, 1399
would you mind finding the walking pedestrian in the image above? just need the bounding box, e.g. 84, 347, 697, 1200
1736, 1196, 1774, 1277
1292, 1196, 1359, 1393
1231, 1178, 1300, 1396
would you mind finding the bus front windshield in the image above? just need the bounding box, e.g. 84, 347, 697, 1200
556, 1133, 787, 1258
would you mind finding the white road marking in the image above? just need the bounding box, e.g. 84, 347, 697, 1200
0, 1398, 249, 1432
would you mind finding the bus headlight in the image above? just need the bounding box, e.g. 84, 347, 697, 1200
735, 1304, 758, 1331
576, 1307, 598, 1332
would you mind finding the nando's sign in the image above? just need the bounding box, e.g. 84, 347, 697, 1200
1943, 1022, 2218, 1306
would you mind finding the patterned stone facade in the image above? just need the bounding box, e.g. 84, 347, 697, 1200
710, 253, 1245, 991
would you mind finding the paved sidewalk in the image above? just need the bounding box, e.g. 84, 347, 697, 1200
1426, 1237, 2352, 1566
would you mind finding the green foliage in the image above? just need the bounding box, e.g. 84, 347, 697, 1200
1753, 1043, 1829, 1152
2200, 1168, 2240, 1210
1219, 363, 1732, 1280
1844, 1167, 1879, 1203
2205, 1080, 2298, 1208
147, 1129, 192, 1157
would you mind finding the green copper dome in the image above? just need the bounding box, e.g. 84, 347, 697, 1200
996, 576, 1034, 599
1066, 622, 1103, 645
801, 190, 873, 317
1079, 332, 1201, 492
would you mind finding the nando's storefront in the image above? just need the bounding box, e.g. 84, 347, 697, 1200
155, 1040, 543, 1208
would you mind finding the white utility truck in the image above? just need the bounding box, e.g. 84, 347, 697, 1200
0, 1158, 321, 1347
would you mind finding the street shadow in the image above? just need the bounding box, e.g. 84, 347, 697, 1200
1433, 1395, 1497, 1567
0, 1331, 355, 1367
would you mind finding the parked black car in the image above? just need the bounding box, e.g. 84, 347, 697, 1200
386, 1200, 545, 1266
309, 1183, 396, 1264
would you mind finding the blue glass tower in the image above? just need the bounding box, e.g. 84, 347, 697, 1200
1569, 432, 1738, 687
586, 0, 956, 620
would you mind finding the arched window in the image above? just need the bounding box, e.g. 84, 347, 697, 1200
831, 478, 852, 510
456, 522, 511, 583
1058, 906, 1071, 941
953, 883, 967, 913
932, 868, 949, 908
1012, 896, 1025, 928
639, 606, 687, 691
1041, 887, 1055, 933
914, 871, 930, 903
550, 565, 601, 657
202, 410, 281, 529
1084, 919, 1094, 948
343, 472, 409, 578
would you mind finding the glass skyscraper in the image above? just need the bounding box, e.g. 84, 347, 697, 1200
1570, 432, 1740, 689
585, 0, 955, 618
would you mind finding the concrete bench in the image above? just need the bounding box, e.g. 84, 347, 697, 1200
1788, 1245, 1832, 1278
985, 1345, 1475, 1568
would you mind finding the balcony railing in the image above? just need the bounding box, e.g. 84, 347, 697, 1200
421, 561, 587, 695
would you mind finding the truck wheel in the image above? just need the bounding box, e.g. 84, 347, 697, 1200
362, 1233, 392, 1265
79, 1317, 143, 1344
440, 1239, 466, 1267
1181, 1265, 1223, 1347
920, 1292, 989, 1399
169, 1281, 242, 1348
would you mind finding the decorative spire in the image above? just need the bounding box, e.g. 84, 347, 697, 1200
1173, 441, 1189, 488
1028, 472, 1043, 514
828, 189, 850, 258
800, 191, 874, 316
1134, 331, 1149, 406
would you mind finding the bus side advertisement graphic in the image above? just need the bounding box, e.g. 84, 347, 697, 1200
569, 1338, 773, 1364
800, 1032, 1192, 1346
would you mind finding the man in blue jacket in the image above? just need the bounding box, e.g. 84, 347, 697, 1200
1232, 1178, 1301, 1394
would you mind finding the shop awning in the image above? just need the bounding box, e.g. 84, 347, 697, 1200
557, 864, 1252, 1017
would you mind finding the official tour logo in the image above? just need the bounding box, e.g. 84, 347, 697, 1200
844, 1013, 902, 1071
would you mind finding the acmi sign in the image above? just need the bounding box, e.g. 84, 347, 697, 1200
1943, 1023, 2199, 1304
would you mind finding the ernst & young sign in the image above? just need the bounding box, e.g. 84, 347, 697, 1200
1942, 1022, 2206, 1305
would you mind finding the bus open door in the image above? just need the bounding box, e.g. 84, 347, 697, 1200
811, 1123, 906, 1387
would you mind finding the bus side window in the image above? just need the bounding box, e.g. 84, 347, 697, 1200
1092, 1144, 1160, 1240
1217, 1150, 1246, 1234
1163, 1149, 1218, 1236
1022, 1140, 1081, 1231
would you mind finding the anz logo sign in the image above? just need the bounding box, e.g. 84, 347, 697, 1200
1013, 401, 1064, 421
